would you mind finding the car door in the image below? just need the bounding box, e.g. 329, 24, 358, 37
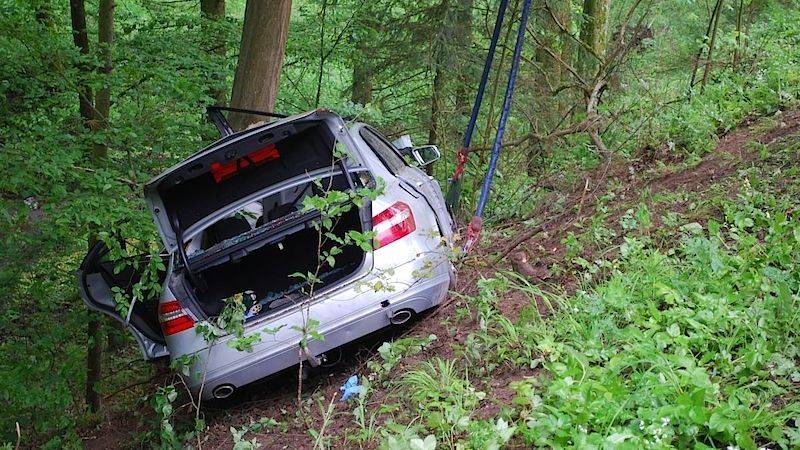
359, 126, 454, 238
78, 241, 169, 359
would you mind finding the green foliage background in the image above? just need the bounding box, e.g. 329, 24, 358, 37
0, 0, 799, 446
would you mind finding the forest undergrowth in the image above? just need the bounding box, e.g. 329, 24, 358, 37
2, 0, 800, 448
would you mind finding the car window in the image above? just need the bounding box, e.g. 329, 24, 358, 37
359, 127, 407, 174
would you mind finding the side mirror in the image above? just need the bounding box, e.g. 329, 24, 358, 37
411, 145, 441, 167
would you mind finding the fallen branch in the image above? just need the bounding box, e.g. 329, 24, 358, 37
71, 164, 138, 188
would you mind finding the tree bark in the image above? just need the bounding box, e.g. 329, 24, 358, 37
82, 0, 116, 416
229, 0, 292, 130
426, 0, 451, 176
427, 65, 444, 176
201, 0, 227, 105
201, 0, 225, 20
85, 315, 104, 413
580, 0, 610, 71
94, 0, 114, 160
453, 0, 474, 122
69, 0, 94, 128
529, 0, 569, 175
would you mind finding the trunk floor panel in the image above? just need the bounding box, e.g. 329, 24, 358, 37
242, 265, 351, 320
194, 208, 364, 317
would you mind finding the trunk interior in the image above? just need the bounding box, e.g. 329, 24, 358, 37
193, 207, 365, 318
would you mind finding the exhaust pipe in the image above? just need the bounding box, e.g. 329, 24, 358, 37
211, 384, 235, 399
390, 309, 413, 325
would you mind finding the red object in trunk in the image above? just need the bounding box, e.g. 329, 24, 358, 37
210, 144, 280, 183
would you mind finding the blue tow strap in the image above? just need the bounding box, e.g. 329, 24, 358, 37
462, 0, 510, 148
463, 0, 533, 253
444, 0, 509, 212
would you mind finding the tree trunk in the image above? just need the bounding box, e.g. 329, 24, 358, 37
453, 0, 474, 123
201, 0, 227, 105
427, 65, 444, 176
426, 0, 451, 176
81, 0, 115, 416
201, 0, 225, 18
733, 0, 744, 68
452, 0, 474, 183
69, 0, 94, 128
85, 315, 104, 413
351, 7, 383, 108
229, 0, 292, 130
314, 0, 328, 108
529, 0, 569, 175
351, 40, 373, 106
94, 0, 114, 160
580, 0, 610, 71
700, 0, 723, 93
689, 0, 722, 91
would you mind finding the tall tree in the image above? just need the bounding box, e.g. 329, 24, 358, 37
427, 65, 444, 175
700, 0, 724, 92
580, 0, 610, 67
351, 6, 377, 107
351, 38, 373, 105
351, 2, 389, 108
528, 0, 570, 175
427, 0, 460, 176
201, 0, 227, 105
452, 0, 475, 122
229, 0, 292, 130
69, 0, 93, 128
70, 0, 115, 415
94, 0, 114, 159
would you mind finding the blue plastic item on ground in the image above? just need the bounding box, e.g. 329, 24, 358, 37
339, 375, 362, 402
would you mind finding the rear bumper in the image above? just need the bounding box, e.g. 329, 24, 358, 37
191, 271, 450, 400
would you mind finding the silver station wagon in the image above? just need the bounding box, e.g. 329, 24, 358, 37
78, 109, 455, 400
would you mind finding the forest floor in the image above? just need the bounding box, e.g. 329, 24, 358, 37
80, 106, 800, 449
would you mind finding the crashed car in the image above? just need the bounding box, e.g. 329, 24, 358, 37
78, 109, 455, 400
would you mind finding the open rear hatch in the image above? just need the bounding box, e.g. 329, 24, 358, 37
145, 111, 373, 320
145, 111, 349, 252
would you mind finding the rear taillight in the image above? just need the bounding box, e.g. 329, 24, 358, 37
372, 202, 416, 248
159, 300, 195, 336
